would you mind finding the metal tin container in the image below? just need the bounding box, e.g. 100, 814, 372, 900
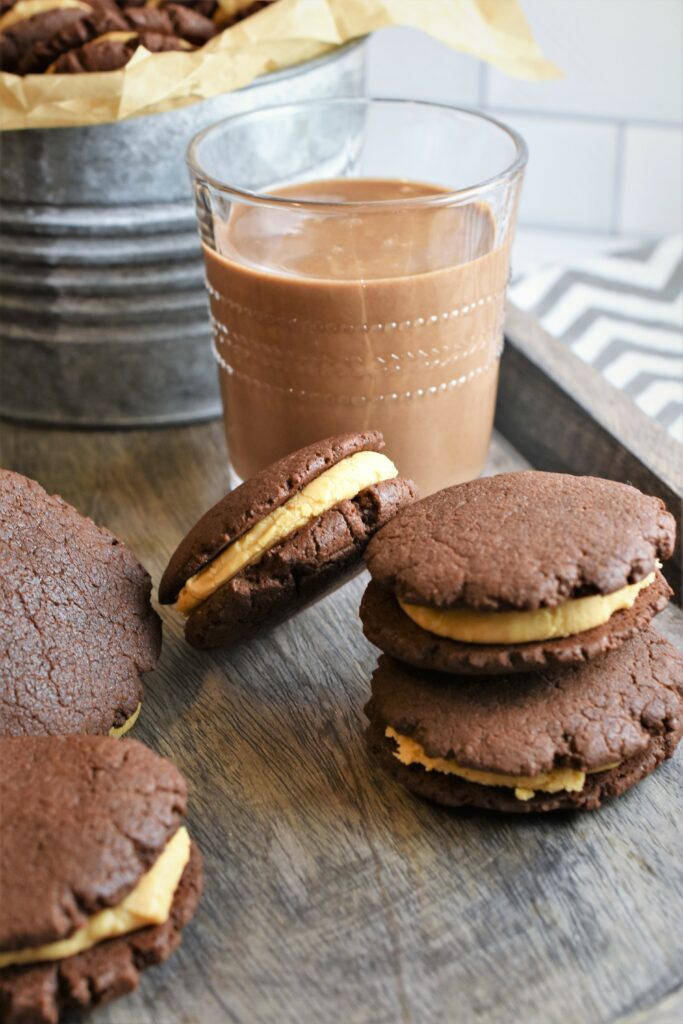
0, 41, 366, 426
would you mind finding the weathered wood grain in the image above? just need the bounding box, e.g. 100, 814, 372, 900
1, 418, 681, 1024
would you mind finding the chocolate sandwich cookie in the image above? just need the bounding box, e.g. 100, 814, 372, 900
362, 471, 674, 675
159, 431, 417, 649
8, 0, 127, 73
48, 25, 195, 72
0, 0, 118, 72
0, 469, 161, 737
0, 0, 274, 74
0, 0, 210, 74
124, 4, 216, 45
366, 629, 683, 813
10, 0, 215, 73
0, 735, 202, 1024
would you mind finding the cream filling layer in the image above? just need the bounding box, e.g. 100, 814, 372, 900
0, 0, 90, 32
176, 451, 398, 614
0, 827, 190, 969
387, 728, 619, 802
108, 702, 142, 738
399, 571, 656, 645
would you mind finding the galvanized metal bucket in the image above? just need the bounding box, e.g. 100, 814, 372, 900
0, 41, 366, 426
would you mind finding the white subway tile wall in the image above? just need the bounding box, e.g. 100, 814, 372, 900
488, 113, 619, 231
366, 0, 683, 238
365, 25, 482, 106
485, 0, 683, 123
620, 126, 683, 235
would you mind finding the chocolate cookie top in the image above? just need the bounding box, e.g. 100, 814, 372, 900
159, 431, 385, 603
0, 735, 187, 953
366, 628, 683, 778
0, 469, 161, 736
365, 471, 675, 610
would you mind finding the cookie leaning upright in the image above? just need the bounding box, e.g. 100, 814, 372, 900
0, 735, 203, 1024
159, 431, 417, 649
0, 469, 161, 737
361, 471, 674, 675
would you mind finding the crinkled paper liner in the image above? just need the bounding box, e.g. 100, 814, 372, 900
0, 0, 560, 130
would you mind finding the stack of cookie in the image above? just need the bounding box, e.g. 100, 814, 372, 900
360, 471, 683, 812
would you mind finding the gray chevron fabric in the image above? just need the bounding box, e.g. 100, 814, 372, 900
509, 235, 683, 443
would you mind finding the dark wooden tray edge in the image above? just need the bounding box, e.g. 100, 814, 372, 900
498, 303, 681, 600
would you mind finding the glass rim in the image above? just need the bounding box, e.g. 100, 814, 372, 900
186, 97, 528, 211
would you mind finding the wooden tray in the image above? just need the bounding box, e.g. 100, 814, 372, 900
2, 304, 681, 1024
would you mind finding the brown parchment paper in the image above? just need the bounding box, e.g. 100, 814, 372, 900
0, 0, 560, 131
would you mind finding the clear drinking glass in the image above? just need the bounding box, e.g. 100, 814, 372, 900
187, 98, 526, 495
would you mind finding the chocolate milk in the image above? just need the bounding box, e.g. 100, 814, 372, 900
205, 179, 511, 494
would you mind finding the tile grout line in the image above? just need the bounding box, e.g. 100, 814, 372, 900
515, 220, 648, 240
486, 105, 683, 131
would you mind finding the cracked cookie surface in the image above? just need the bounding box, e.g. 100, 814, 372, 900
365, 628, 683, 782
0, 735, 187, 950
0, 735, 201, 1024
0, 844, 202, 1024
364, 471, 675, 610
159, 431, 416, 648
0, 469, 161, 737
159, 430, 388, 602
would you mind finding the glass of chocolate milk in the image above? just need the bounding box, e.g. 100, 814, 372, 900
188, 99, 526, 494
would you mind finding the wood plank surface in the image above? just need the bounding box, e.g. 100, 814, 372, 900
1, 419, 682, 1024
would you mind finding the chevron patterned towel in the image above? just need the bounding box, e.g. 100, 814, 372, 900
509, 235, 683, 443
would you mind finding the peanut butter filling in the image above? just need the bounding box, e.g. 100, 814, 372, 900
399, 572, 656, 645
387, 728, 619, 802
175, 450, 398, 614
0, 826, 190, 969
108, 702, 142, 739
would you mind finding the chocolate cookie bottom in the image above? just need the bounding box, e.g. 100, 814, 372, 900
360, 572, 672, 675
367, 722, 679, 813
0, 843, 203, 1024
185, 477, 417, 649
